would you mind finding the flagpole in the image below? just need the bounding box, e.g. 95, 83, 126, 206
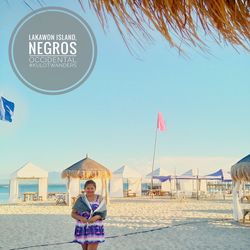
151, 123, 158, 197
150, 112, 166, 198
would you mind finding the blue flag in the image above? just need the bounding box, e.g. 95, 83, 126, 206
0, 96, 15, 122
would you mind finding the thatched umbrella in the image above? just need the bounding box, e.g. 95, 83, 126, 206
231, 154, 250, 182
21, 1, 249, 52
231, 154, 250, 221
85, 0, 250, 52
62, 154, 111, 179
62, 154, 111, 204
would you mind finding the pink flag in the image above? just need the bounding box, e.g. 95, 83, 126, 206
157, 112, 166, 131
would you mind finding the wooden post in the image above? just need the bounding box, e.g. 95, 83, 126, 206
196, 169, 199, 200
67, 176, 71, 206
104, 178, 109, 204
101, 178, 105, 197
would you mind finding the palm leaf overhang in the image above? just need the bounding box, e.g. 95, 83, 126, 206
85, 0, 250, 52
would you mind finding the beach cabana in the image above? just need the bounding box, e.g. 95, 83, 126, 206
176, 169, 197, 196
201, 169, 232, 199
231, 154, 250, 221
61, 155, 111, 205
9, 162, 48, 203
198, 169, 228, 195
146, 168, 173, 192
110, 165, 142, 197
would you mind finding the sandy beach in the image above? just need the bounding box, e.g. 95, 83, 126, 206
0, 197, 249, 250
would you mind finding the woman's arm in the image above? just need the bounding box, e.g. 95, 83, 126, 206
88, 215, 102, 223
71, 210, 88, 223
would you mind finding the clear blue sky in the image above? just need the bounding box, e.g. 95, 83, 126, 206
0, 0, 249, 178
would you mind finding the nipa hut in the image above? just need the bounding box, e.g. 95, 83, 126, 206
231, 154, 250, 221
61, 154, 111, 205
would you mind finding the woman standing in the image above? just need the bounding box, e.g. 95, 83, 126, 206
71, 180, 107, 250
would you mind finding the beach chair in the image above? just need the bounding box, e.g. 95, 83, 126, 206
127, 190, 136, 197
147, 189, 159, 197
241, 195, 250, 203
55, 194, 66, 205
48, 192, 57, 200
32, 194, 38, 201
160, 191, 168, 196
243, 209, 250, 223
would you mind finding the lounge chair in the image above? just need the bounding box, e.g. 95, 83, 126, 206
243, 209, 250, 223
55, 194, 66, 205
126, 190, 136, 197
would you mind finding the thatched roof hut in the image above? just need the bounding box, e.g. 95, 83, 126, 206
86, 0, 250, 52
231, 154, 250, 221
61, 154, 111, 179
61, 154, 111, 205
231, 154, 250, 182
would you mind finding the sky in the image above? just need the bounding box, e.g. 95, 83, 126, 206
0, 0, 249, 179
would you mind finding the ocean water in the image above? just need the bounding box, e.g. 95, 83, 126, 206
0, 185, 9, 203
0, 183, 152, 203
0, 184, 67, 203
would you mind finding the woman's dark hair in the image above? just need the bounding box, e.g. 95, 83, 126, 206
84, 180, 96, 189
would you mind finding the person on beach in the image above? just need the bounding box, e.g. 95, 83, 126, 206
71, 180, 107, 250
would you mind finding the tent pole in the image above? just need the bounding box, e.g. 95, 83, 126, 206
127, 178, 129, 197
101, 178, 104, 197
243, 181, 245, 197
174, 168, 177, 192
107, 179, 110, 204
151, 125, 158, 198
196, 168, 199, 200
67, 176, 71, 206
104, 178, 109, 204
16, 179, 19, 202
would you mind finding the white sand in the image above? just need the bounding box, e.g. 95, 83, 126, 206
0, 198, 249, 250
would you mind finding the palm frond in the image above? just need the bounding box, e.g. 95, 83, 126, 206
88, 0, 250, 52
14, 0, 249, 52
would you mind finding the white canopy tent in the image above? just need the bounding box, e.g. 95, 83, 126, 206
9, 162, 48, 203
200, 169, 232, 191
110, 165, 142, 197
195, 169, 233, 200
177, 169, 195, 179
145, 167, 173, 191
198, 169, 228, 194
176, 169, 197, 196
